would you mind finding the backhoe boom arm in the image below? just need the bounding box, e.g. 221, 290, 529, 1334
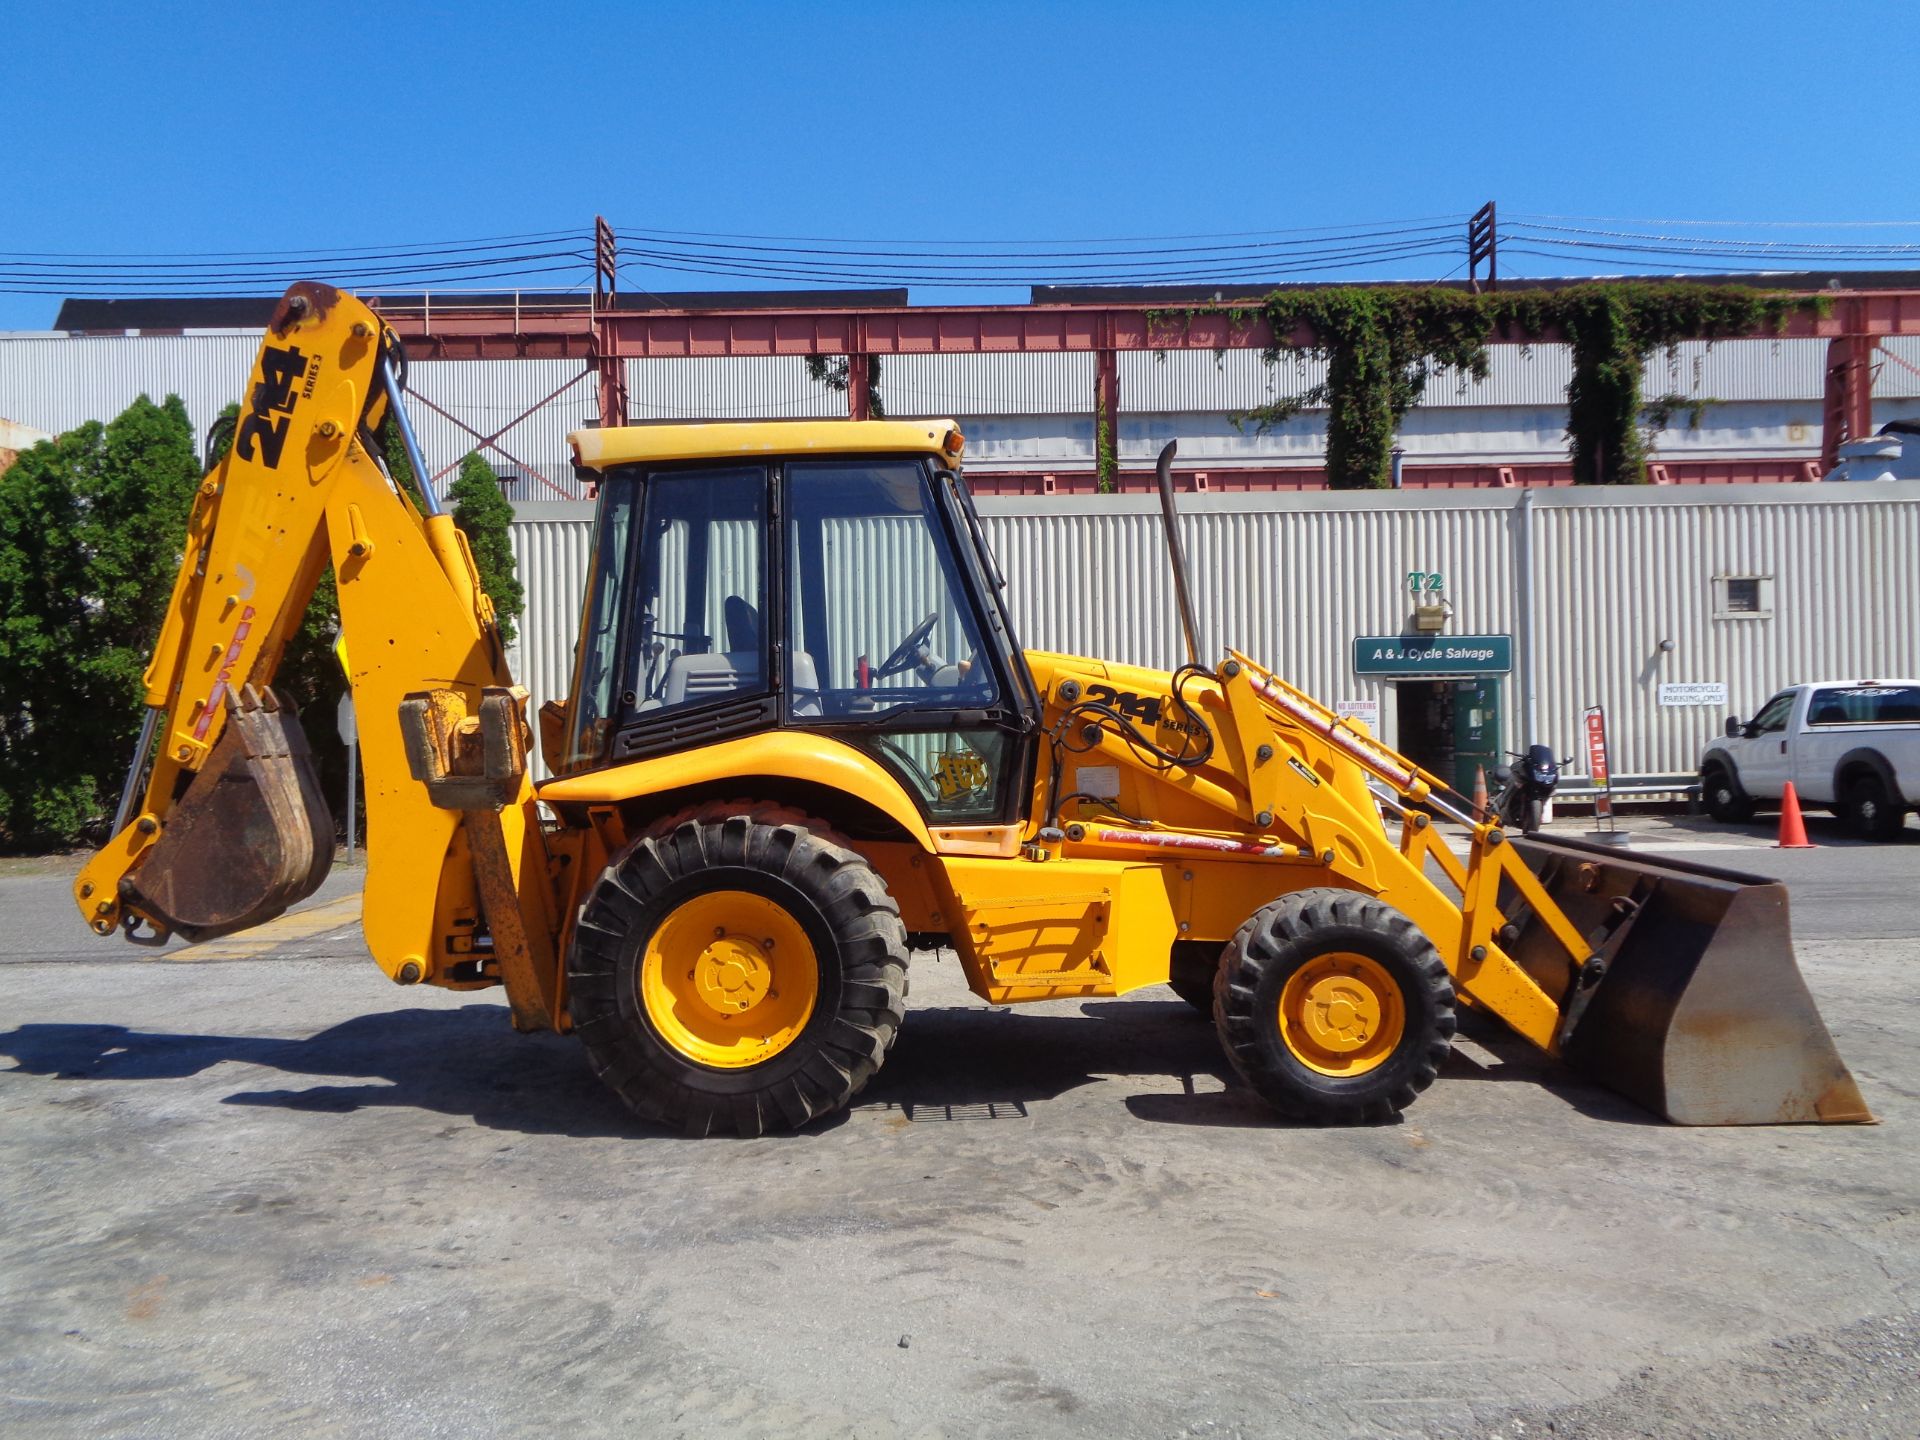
74, 284, 549, 1002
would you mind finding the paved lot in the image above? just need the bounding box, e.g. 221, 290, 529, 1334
2, 815, 1916, 1439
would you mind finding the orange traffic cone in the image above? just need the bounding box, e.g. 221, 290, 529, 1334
1776, 781, 1815, 849
1473, 764, 1489, 816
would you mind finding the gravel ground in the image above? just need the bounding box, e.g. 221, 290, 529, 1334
1, 817, 1914, 1439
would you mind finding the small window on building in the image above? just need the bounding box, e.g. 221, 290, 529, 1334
1713, 574, 1773, 620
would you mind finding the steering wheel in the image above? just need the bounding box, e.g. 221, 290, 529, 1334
875, 611, 940, 679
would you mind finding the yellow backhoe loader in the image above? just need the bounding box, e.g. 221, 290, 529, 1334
74, 283, 1871, 1135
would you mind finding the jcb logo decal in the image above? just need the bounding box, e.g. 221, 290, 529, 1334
1085, 685, 1162, 726
235, 343, 311, 469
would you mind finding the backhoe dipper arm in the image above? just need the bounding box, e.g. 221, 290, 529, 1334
73, 284, 548, 998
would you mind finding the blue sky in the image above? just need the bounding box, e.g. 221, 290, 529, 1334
3, 0, 1914, 329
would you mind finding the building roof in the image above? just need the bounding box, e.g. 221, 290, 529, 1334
51, 288, 911, 332
1029, 271, 1920, 305
570, 418, 962, 471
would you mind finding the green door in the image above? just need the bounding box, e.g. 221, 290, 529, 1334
1451, 676, 1503, 796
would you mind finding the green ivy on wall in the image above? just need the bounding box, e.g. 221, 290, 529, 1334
1150, 283, 1812, 488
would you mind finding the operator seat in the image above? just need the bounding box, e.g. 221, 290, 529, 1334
653, 596, 820, 715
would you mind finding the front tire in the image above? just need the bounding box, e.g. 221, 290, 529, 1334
1841, 774, 1904, 840
568, 811, 908, 1135
1702, 763, 1756, 823
1215, 889, 1455, 1124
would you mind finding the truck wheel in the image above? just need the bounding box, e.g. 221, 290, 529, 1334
1167, 940, 1222, 1016
1841, 774, 1904, 840
568, 812, 908, 1136
1215, 888, 1455, 1124
1702, 764, 1756, 823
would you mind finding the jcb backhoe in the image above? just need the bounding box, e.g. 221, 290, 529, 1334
75, 284, 1871, 1135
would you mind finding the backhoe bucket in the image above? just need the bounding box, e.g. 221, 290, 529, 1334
1503, 834, 1870, 1125
122, 686, 334, 943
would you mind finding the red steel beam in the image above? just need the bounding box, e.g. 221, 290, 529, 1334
378, 289, 1920, 362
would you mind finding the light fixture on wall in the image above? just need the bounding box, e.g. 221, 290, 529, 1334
1413, 596, 1453, 633
1658, 638, 1676, 653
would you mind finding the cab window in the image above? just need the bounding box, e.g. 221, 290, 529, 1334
626, 467, 767, 718
784, 459, 1012, 821
1749, 693, 1795, 735
1809, 685, 1920, 725
561, 480, 639, 773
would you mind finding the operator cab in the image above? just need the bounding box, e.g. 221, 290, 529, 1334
561, 421, 1038, 824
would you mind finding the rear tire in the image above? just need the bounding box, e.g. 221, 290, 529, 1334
1702, 764, 1756, 824
1841, 774, 1904, 840
568, 811, 908, 1135
1215, 888, 1455, 1124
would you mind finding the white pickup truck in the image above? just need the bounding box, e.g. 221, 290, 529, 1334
1700, 680, 1920, 838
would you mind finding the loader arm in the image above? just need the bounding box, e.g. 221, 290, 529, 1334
74, 284, 557, 1012
1215, 652, 1870, 1123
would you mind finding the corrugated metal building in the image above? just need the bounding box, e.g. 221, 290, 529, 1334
5, 330, 1920, 495
507, 481, 1920, 788
5, 323, 1914, 791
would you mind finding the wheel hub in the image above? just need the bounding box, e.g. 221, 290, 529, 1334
1298, 974, 1380, 1051
638, 889, 818, 1069
1277, 951, 1405, 1077
695, 935, 774, 1014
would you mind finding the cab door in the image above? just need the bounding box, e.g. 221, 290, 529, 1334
780, 457, 1035, 827
1737, 690, 1799, 798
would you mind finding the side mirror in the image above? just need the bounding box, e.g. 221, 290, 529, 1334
1724, 716, 1741, 737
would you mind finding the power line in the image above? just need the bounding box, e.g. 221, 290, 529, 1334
613, 220, 1463, 262
1509, 212, 1920, 230
607, 215, 1471, 245
0, 229, 587, 260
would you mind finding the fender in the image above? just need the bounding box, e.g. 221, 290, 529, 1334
538, 729, 937, 850
1833, 747, 1906, 806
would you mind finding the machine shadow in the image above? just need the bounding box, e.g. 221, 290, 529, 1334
860, 997, 1262, 1124
1, 999, 1262, 1136
0, 996, 1660, 1136
1445, 1008, 1665, 1126
0, 1007, 642, 1139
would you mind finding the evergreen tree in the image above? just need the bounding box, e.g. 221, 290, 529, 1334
0, 396, 200, 846
447, 452, 524, 648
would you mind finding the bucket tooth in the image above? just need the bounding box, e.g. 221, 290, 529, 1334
122, 687, 334, 943
1506, 834, 1871, 1125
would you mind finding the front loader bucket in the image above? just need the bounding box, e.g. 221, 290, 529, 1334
1503, 834, 1870, 1125
122, 686, 333, 943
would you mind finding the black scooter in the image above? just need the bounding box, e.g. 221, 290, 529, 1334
1491, 744, 1567, 833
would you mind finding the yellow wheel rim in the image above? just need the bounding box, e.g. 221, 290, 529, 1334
639, 890, 818, 1069
1276, 951, 1404, 1077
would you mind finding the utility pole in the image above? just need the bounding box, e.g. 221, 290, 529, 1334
592, 215, 628, 434
1467, 202, 1498, 293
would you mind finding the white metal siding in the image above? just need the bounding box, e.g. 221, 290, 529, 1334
404, 358, 596, 500
1116, 338, 1843, 413
0, 332, 257, 447
1528, 491, 1920, 775
624, 355, 841, 419
881, 353, 1091, 418
510, 484, 1920, 785
506, 509, 595, 777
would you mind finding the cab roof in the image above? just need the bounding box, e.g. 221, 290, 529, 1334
570, 419, 963, 472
